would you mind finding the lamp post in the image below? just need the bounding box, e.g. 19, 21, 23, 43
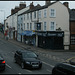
0, 10, 5, 37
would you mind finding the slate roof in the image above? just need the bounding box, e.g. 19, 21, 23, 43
18, 2, 56, 16
70, 9, 75, 21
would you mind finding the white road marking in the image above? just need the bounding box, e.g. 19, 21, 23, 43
42, 61, 54, 68
47, 69, 52, 73
25, 69, 32, 72
6, 64, 12, 69
12, 52, 14, 54
18, 73, 22, 74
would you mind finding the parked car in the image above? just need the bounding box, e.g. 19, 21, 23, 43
0, 54, 5, 71
52, 59, 75, 75
14, 50, 42, 69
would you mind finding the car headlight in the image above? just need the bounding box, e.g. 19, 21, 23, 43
26, 62, 31, 64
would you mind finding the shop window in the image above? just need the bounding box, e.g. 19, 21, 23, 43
71, 35, 75, 45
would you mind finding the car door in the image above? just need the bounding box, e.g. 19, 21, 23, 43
18, 53, 22, 65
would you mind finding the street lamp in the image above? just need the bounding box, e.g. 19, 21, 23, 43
0, 10, 5, 36
0, 10, 5, 24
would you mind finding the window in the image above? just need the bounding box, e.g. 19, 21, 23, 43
39, 10, 41, 18
37, 23, 41, 30
34, 23, 36, 30
27, 13, 29, 19
24, 23, 25, 30
44, 9, 47, 18
71, 35, 75, 45
50, 22, 56, 31
6, 23, 8, 27
44, 22, 46, 31
27, 23, 29, 30
50, 9, 56, 17
30, 12, 32, 19
34, 11, 36, 19
24, 14, 25, 20
30, 23, 32, 30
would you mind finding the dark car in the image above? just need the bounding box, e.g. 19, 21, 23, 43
0, 54, 5, 71
52, 60, 75, 75
14, 50, 42, 69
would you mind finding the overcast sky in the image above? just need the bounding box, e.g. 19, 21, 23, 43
0, 1, 75, 23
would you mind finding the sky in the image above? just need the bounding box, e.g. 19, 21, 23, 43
0, 1, 75, 23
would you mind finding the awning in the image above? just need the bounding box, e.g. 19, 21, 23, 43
19, 31, 35, 36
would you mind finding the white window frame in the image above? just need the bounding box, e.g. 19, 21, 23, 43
50, 9, 56, 17
24, 23, 25, 30
30, 23, 32, 30
34, 11, 36, 19
39, 10, 41, 19
44, 22, 46, 31
27, 23, 29, 30
44, 9, 47, 18
50, 22, 56, 31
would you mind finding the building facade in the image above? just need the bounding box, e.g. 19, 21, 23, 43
70, 9, 75, 50
17, 1, 70, 50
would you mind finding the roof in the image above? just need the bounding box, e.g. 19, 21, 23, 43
18, 2, 56, 16
70, 9, 75, 21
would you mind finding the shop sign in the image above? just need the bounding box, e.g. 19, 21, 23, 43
57, 33, 64, 37
37, 33, 42, 36
42, 33, 47, 36
47, 33, 56, 36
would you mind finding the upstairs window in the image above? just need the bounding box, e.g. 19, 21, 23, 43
39, 10, 41, 19
30, 23, 32, 30
44, 9, 47, 18
44, 22, 46, 31
27, 23, 29, 30
27, 13, 29, 19
50, 22, 56, 31
30, 12, 32, 20
34, 11, 36, 19
50, 9, 56, 17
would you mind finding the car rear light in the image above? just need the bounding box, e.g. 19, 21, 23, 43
2, 61, 5, 64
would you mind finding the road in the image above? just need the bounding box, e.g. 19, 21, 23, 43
0, 33, 75, 74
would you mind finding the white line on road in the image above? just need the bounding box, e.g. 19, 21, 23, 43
42, 61, 54, 68
6, 64, 12, 69
18, 73, 22, 74
25, 69, 32, 72
47, 69, 52, 73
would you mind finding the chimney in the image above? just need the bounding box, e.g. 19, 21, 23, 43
19, 2, 26, 10
11, 9, 15, 15
30, 2, 34, 9
63, 2, 69, 8
15, 6, 20, 13
45, 0, 51, 5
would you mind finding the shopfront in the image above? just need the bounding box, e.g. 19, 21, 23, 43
23, 31, 36, 46
37, 31, 64, 50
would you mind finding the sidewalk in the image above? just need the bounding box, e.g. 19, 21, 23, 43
0, 32, 75, 52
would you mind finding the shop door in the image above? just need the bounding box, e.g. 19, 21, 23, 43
46, 37, 54, 49
54, 37, 64, 49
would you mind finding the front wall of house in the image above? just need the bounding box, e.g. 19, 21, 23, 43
38, 2, 70, 50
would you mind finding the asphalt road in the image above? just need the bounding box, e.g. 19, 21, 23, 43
0, 34, 75, 74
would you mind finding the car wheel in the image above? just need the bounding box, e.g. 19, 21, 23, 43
21, 62, 24, 69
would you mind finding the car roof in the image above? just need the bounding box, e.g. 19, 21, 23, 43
16, 49, 33, 54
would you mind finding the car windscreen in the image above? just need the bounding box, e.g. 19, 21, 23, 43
22, 52, 37, 58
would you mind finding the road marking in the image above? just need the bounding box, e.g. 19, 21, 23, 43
25, 69, 32, 72
12, 52, 14, 54
6, 64, 12, 69
42, 61, 54, 68
66, 56, 75, 62
18, 73, 22, 74
47, 69, 52, 73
